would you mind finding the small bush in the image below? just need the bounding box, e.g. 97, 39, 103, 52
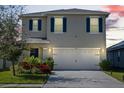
23, 56, 41, 65
39, 64, 51, 74
11, 56, 54, 75
10, 64, 19, 75
10, 63, 29, 75
44, 57, 54, 70
20, 62, 32, 70
99, 60, 112, 71
31, 67, 41, 74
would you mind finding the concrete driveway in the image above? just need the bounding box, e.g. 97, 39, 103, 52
43, 71, 124, 88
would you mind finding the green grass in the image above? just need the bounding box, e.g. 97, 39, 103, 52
105, 70, 124, 82
0, 71, 49, 84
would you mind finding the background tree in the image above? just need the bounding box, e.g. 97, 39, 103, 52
0, 5, 25, 76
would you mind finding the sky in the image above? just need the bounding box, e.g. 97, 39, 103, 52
26, 5, 124, 48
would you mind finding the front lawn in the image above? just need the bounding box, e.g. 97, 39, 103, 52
0, 71, 49, 84
105, 70, 124, 82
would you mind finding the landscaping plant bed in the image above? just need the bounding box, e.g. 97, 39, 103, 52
0, 57, 54, 84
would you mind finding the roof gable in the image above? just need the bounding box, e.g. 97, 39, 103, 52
21, 8, 110, 17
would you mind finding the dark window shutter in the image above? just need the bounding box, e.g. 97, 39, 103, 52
86, 17, 90, 32
38, 19, 42, 31
29, 19, 33, 31
99, 17, 103, 32
50, 17, 54, 32
63, 17, 67, 32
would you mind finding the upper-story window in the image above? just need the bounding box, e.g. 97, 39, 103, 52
90, 18, 99, 33
29, 19, 42, 31
86, 17, 103, 33
50, 17, 67, 33
33, 20, 38, 31
55, 17, 63, 33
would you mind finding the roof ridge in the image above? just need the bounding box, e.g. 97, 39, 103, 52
21, 8, 110, 17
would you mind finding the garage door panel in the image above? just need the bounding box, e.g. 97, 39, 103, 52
54, 53, 76, 69
53, 48, 100, 70
78, 54, 99, 69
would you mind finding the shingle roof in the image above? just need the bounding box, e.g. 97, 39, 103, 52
21, 8, 109, 17
107, 41, 124, 51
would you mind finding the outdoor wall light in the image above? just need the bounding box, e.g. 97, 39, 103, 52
48, 48, 52, 53
101, 48, 105, 53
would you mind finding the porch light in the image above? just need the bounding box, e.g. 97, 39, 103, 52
101, 48, 105, 53
48, 48, 52, 53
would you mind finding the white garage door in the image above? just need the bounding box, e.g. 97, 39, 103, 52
53, 48, 100, 70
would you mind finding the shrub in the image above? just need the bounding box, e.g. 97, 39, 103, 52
10, 63, 30, 75
10, 64, 20, 75
44, 57, 54, 70
23, 56, 41, 65
99, 60, 112, 71
20, 62, 32, 70
39, 64, 51, 74
18, 62, 32, 73
14, 56, 53, 74
31, 67, 41, 74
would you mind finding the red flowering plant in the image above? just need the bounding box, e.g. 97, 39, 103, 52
39, 63, 51, 74
19, 56, 54, 74
19, 62, 32, 70
20, 56, 41, 73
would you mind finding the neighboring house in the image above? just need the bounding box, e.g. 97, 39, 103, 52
20, 8, 109, 70
0, 60, 11, 70
107, 41, 124, 68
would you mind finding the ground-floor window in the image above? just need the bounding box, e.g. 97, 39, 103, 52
30, 48, 39, 57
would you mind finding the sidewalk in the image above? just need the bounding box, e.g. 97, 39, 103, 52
0, 84, 44, 88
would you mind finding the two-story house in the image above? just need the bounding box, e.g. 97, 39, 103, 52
21, 8, 109, 70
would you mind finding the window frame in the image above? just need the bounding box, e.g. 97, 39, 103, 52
33, 20, 38, 31
87, 16, 100, 34
54, 16, 64, 34
29, 18, 42, 32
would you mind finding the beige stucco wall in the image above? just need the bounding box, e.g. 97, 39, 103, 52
22, 16, 47, 40
47, 15, 106, 48
22, 14, 107, 61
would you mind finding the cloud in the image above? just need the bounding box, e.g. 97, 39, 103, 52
103, 5, 124, 17
102, 5, 124, 30
106, 19, 118, 29
102, 6, 124, 47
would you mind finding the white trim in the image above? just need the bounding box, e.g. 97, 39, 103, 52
26, 38, 50, 44
89, 16, 100, 18
54, 32, 64, 34
85, 16, 102, 34
29, 19, 42, 32
29, 30, 39, 33
53, 48, 101, 50
53, 16, 64, 18
89, 32, 101, 34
